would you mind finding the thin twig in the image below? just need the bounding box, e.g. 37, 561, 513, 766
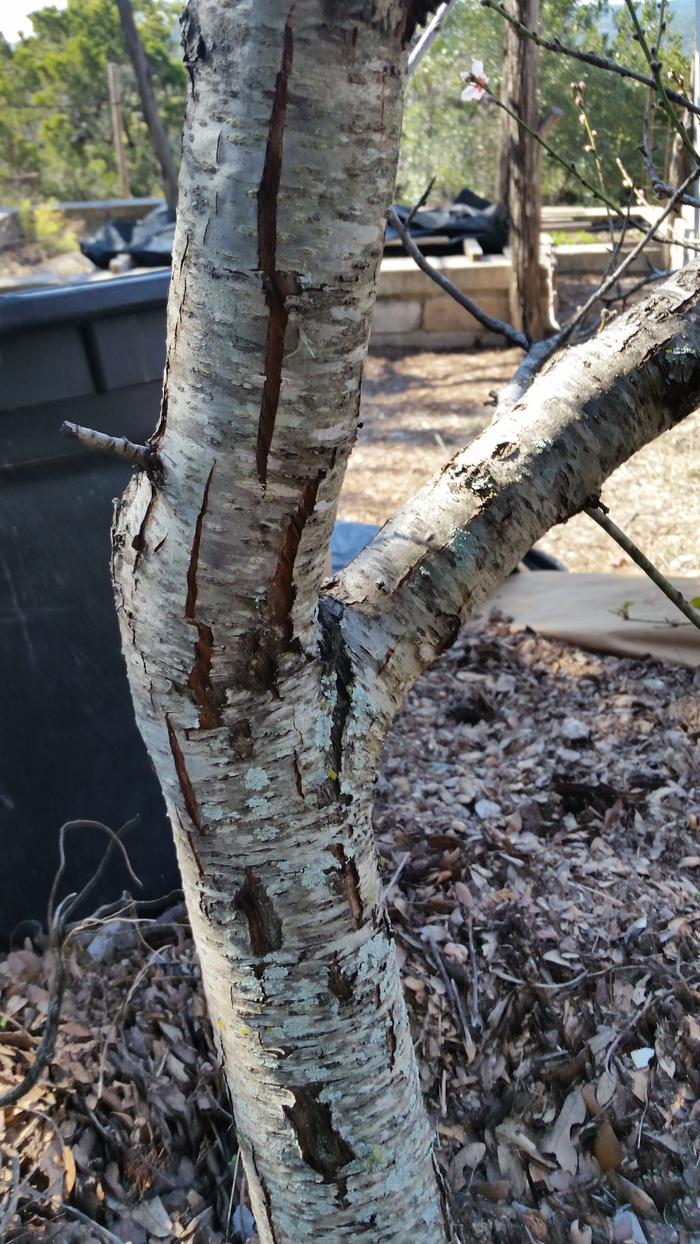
384, 851, 410, 900
388, 209, 528, 349
426, 935, 477, 1058
408, 0, 461, 74
480, 0, 700, 120
601, 267, 671, 306
48, 818, 142, 929
61, 421, 162, 473
467, 917, 481, 1031
585, 502, 700, 631
0, 819, 141, 1111
404, 175, 436, 229
623, 0, 697, 159
0, 944, 66, 1109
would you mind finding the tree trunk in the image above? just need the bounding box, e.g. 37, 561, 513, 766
111, 2, 700, 1240
115, 0, 179, 210
112, 3, 452, 1240
497, 0, 557, 340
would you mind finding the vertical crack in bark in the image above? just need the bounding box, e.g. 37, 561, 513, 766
292, 749, 304, 798
250, 1144, 281, 1244
239, 468, 325, 694
318, 599, 353, 805
166, 715, 205, 835
185, 463, 215, 618
235, 868, 283, 955
184, 464, 223, 728
256, 7, 295, 487
386, 1006, 397, 1069
268, 471, 323, 641
283, 1085, 355, 1182
329, 844, 364, 928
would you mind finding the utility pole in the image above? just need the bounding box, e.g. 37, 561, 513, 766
114, 0, 178, 210
107, 61, 132, 199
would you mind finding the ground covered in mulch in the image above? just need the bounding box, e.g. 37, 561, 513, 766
1, 336, 699, 1242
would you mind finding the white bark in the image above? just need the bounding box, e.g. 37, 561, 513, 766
111, 2, 700, 1241
113, 2, 452, 1241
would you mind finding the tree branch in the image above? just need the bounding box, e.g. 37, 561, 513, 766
388, 209, 528, 349
480, 0, 700, 120
329, 264, 700, 706
585, 503, 700, 630
408, 0, 462, 74
61, 421, 162, 474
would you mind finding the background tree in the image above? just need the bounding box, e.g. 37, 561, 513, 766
0, 0, 185, 203
397, 0, 690, 206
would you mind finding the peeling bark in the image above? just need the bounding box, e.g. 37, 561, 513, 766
111, 1, 700, 1241
113, 2, 452, 1240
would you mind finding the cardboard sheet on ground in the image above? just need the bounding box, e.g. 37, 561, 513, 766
476, 572, 700, 668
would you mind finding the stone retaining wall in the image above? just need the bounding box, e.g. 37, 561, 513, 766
373, 254, 517, 350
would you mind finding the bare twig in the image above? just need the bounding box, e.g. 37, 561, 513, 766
61, 421, 162, 473
623, 0, 697, 159
585, 502, 700, 631
642, 107, 700, 207
404, 175, 436, 229
408, 0, 462, 74
426, 936, 477, 1059
0, 819, 141, 1111
559, 166, 699, 343
0, 943, 66, 1109
48, 817, 142, 929
480, 0, 700, 120
601, 267, 671, 306
384, 851, 411, 900
388, 209, 528, 349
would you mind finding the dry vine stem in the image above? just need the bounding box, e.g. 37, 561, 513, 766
109, 3, 700, 1241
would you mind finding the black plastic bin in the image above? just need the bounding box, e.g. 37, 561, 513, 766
0, 272, 177, 938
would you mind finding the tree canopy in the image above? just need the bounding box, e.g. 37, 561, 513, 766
0, 0, 185, 203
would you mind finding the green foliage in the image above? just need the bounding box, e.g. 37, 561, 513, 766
398, 0, 690, 208
0, 0, 186, 205
17, 197, 79, 254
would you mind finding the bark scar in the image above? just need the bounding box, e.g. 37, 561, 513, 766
329, 844, 363, 928
283, 1085, 355, 1182
235, 868, 283, 955
256, 6, 296, 487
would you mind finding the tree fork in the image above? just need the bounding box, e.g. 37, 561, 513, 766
110, 2, 700, 1241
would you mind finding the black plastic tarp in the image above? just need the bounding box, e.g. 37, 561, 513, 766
388, 188, 508, 255
80, 190, 508, 269
81, 204, 176, 269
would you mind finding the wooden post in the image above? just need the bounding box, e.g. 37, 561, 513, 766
107, 61, 131, 199
114, 0, 178, 211
497, 0, 557, 340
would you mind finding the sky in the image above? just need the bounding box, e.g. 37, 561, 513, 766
1, 0, 66, 42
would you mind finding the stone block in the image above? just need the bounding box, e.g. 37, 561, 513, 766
372, 297, 423, 334
422, 293, 510, 334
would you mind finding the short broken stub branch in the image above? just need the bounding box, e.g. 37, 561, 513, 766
61, 421, 163, 476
